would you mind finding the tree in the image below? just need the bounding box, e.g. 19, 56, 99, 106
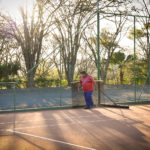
84, 17, 128, 83
52, 0, 129, 84
110, 51, 134, 84
0, 63, 20, 82
130, 0, 150, 83
52, 0, 96, 84
0, 17, 20, 80
129, 23, 150, 82
0, 0, 62, 87
75, 44, 97, 78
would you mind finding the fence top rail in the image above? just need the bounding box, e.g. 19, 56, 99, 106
99, 11, 150, 18
71, 80, 104, 84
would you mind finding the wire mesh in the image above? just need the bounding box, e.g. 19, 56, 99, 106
0, 12, 150, 113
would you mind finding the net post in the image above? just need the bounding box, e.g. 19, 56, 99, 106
146, 17, 150, 84
59, 47, 62, 106
134, 16, 137, 102
13, 83, 16, 112
13, 83, 16, 135
97, 0, 101, 106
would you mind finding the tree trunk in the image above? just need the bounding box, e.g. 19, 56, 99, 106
24, 51, 37, 88
120, 68, 124, 85
102, 56, 110, 83
65, 63, 75, 86
27, 72, 35, 88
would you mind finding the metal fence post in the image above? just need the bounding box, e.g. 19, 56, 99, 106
97, 0, 101, 106
60, 47, 62, 106
13, 83, 16, 134
134, 16, 136, 102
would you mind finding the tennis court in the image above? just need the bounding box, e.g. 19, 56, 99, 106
0, 105, 150, 150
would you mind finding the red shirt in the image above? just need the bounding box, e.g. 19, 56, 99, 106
80, 75, 95, 92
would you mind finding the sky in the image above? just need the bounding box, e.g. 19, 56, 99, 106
0, 0, 33, 19
1, 0, 150, 17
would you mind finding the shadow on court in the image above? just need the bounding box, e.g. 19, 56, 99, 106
0, 105, 150, 150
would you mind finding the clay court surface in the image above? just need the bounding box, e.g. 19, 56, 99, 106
0, 105, 150, 150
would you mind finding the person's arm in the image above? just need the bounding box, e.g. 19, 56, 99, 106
91, 76, 96, 91
78, 80, 82, 92
93, 81, 97, 91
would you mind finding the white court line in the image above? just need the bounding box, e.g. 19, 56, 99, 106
8, 130, 96, 150
1, 114, 150, 131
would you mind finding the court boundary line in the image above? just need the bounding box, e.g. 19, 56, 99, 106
8, 130, 96, 150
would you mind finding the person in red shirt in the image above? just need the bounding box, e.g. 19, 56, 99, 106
78, 71, 95, 109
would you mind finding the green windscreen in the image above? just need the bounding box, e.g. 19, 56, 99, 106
0, 83, 16, 112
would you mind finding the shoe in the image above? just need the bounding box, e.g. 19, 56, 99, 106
84, 107, 90, 109
90, 105, 95, 108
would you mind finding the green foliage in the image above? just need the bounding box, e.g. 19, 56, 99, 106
110, 51, 134, 66
143, 22, 150, 30
0, 63, 20, 81
101, 30, 118, 49
128, 29, 145, 39
126, 55, 134, 62
108, 51, 135, 84
107, 57, 148, 85
33, 77, 69, 87
111, 52, 125, 64
34, 77, 59, 87
131, 60, 148, 84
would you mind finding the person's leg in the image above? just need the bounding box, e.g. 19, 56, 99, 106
87, 91, 94, 107
84, 92, 90, 108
